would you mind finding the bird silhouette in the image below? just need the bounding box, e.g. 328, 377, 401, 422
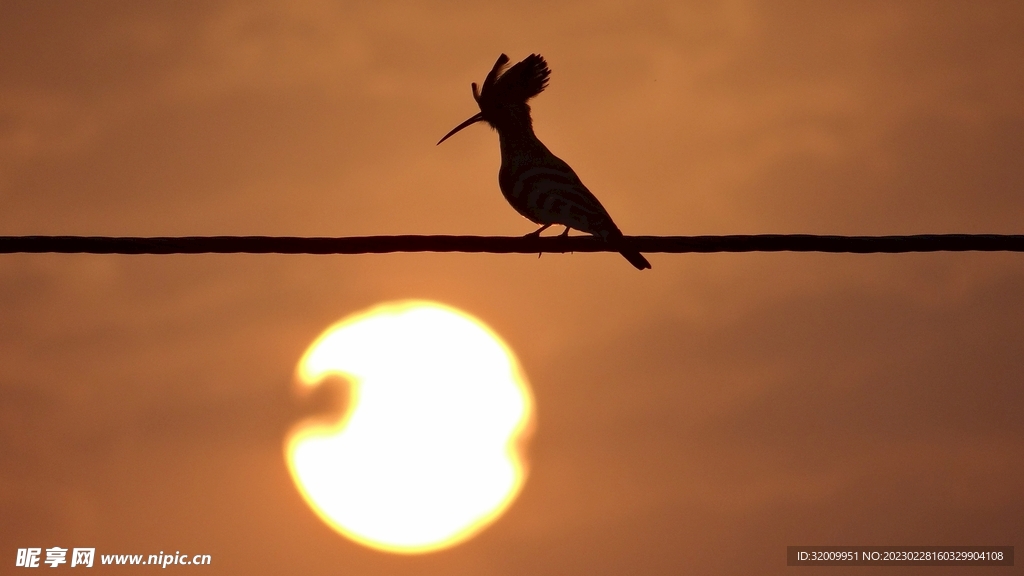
438, 53, 651, 270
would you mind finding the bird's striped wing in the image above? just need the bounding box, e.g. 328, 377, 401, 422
506, 166, 619, 238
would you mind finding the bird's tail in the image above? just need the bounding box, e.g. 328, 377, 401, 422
602, 228, 651, 270
620, 249, 652, 270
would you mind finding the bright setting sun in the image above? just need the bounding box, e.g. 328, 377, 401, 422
285, 301, 534, 554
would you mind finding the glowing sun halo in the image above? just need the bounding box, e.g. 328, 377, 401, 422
285, 301, 534, 554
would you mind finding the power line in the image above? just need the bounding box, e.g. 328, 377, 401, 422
1, 234, 1022, 255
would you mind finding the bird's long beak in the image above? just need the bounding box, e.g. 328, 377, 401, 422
436, 112, 485, 145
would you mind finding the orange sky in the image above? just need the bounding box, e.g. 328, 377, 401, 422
1, 2, 1022, 574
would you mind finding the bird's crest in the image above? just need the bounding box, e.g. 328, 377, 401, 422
474, 53, 550, 108
436, 53, 552, 145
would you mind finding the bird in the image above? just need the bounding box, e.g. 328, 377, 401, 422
437, 53, 651, 270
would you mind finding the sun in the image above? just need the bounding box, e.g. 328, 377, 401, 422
285, 301, 534, 554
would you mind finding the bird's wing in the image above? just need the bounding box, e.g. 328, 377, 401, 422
509, 165, 619, 235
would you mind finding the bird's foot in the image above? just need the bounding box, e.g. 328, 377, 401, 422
523, 224, 551, 238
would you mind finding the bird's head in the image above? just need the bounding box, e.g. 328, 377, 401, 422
437, 53, 551, 145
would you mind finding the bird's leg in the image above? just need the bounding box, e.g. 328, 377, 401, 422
559, 226, 575, 255
523, 224, 552, 258
524, 224, 551, 238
